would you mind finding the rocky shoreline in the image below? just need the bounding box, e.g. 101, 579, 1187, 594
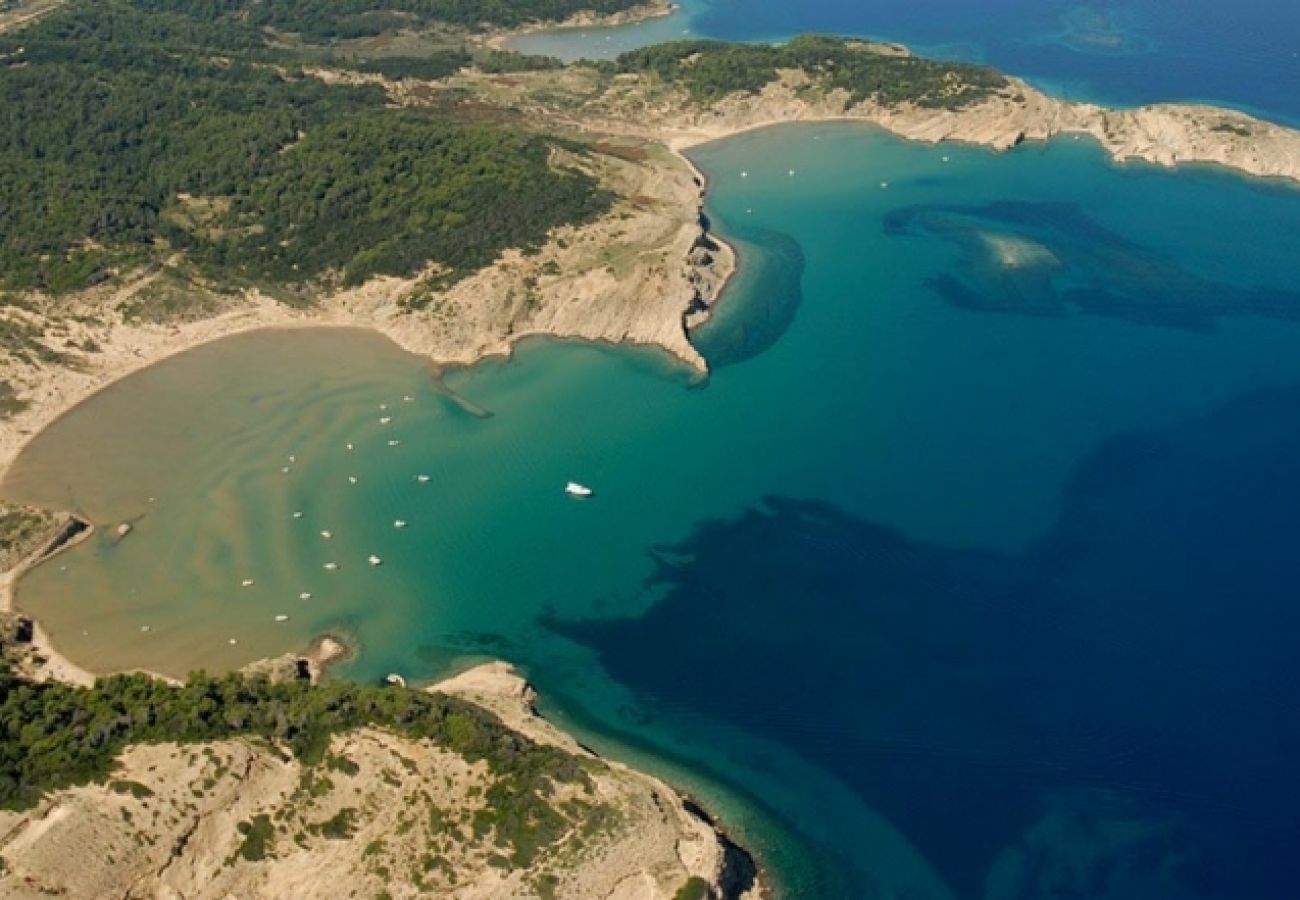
0, 659, 763, 898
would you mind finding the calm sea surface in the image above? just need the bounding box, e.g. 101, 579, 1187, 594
512, 0, 1300, 124
8, 3, 1300, 895
8, 125, 1300, 897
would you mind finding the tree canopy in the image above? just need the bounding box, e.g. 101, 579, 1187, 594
0, 665, 589, 861
0, 1, 611, 295
130, 0, 646, 39
613, 35, 1009, 108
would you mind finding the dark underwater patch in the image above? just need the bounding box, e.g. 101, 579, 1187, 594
548, 384, 1300, 898
690, 224, 806, 370
886, 200, 1300, 330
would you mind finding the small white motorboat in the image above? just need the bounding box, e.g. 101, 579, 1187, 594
320, 530, 332, 539
416, 474, 431, 483
348, 475, 358, 484
394, 520, 407, 529
299, 592, 312, 600
565, 481, 594, 498
324, 562, 339, 571
368, 554, 383, 566
292, 511, 303, 519
274, 614, 289, 623
228, 638, 238, 646
241, 579, 255, 588
388, 439, 400, 446
346, 443, 354, 451
379, 416, 392, 424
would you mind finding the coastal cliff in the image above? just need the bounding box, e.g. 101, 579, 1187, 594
0, 660, 759, 899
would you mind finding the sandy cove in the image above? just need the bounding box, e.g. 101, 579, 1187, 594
4, 44, 1300, 691
540, 64, 1300, 181
5, 48, 1300, 676
0, 138, 733, 480
0, 119, 733, 692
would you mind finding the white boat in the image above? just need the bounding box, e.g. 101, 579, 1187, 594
385, 673, 407, 688
388, 439, 400, 446
292, 511, 303, 519
274, 614, 289, 623
320, 530, 332, 539
416, 474, 431, 483
299, 592, 312, 600
348, 475, 358, 484
379, 416, 392, 424
323, 562, 338, 571
368, 555, 383, 566
394, 520, 407, 529
346, 443, 354, 451
241, 579, 255, 588
565, 481, 594, 498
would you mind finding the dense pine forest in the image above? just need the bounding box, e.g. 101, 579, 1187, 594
0, 0, 614, 295
613, 35, 1008, 107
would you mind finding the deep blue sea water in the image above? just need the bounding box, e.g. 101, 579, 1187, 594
513, 0, 1300, 124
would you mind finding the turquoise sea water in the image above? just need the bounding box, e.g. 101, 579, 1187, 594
9, 125, 1300, 897
513, 0, 1300, 123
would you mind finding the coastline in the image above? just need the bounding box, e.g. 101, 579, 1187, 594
3, 24, 1298, 898
5, 45, 1299, 683
0, 136, 729, 480
485, 0, 679, 51
0, 655, 763, 897
0, 516, 97, 686
434, 661, 763, 895
652, 76, 1300, 184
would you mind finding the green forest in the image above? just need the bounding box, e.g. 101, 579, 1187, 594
613, 35, 1009, 108
132, 0, 645, 39
0, 665, 591, 862
0, 0, 610, 295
